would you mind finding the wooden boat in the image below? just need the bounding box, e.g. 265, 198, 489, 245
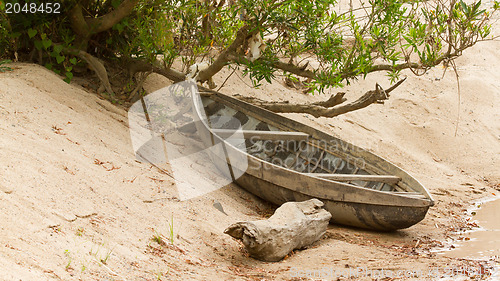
192, 90, 434, 231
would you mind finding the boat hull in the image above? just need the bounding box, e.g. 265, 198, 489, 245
205, 142, 430, 231
235, 172, 429, 231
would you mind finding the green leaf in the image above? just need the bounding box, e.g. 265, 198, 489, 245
65, 72, 73, 80
460, 1, 469, 14
115, 23, 124, 33
34, 40, 43, 50
65, 66, 73, 72
56, 55, 65, 64
475, 9, 486, 18
44, 63, 53, 70
69, 58, 77, 65
474, 1, 482, 11
42, 39, 52, 49
53, 45, 63, 54
28, 29, 38, 39
11, 32, 21, 39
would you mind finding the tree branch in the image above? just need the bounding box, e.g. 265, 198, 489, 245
272, 60, 316, 79
234, 92, 347, 113
314, 92, 347, 107
57, 44, 114, 95
261, 52, 457, 85
153, 66, 185, 83
121, 57, 186, 82
234, 78, 406, 118
197, 25, 254, 83
68, 4, 91, 49
86, 0, 139, 34
131, 60, 406, 119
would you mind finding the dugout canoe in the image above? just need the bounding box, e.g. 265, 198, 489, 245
192, 90, 434, 231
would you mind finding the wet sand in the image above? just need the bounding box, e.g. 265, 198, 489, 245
445, 197, 500, 259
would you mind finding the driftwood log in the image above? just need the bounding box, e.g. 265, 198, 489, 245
224, 199, 332, 262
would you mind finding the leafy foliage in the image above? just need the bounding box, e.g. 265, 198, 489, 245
0, 60, 13, 72
0, 0, 498, 92
227, 0, 498, 91
2, 0, 76, 81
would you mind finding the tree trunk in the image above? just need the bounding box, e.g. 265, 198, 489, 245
86, 0, 140, 34
69, 0, 140, 51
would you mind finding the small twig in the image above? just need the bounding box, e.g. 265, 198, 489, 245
93, 259, 127, 281
217, 66, 237, 91
451, 60, 461, 137
234, 69, 255, 88
128, 71, 151, 102
135, 151, 175, 179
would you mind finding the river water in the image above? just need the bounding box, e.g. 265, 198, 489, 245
444, 197, 500, 259
443, 197, 500, 278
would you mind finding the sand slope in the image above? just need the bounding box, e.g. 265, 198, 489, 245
0, 31, 499, 280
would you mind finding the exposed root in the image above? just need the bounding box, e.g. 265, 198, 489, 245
77, 51, 114, 96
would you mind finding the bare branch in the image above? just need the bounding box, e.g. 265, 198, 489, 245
152, 66, 185, 83
314, 92, 347, 107
233, 78, 406, 118
272, 61, 316, 79
234, 92, 347, 114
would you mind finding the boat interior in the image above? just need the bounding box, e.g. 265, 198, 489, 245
201, 97, 427, 197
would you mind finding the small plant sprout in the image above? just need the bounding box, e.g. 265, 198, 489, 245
100, 245, 116, 265
152, 229, 164, 245
155, 268, 169, 280
89, 243, 100, 257
168, 216, 174, 245
90, 242, 115, 265
64, 249, 72, 270
76, 227, 84, 236
156, 270, 163, 280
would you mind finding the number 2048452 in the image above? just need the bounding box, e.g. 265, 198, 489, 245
5, 2, 61, 14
